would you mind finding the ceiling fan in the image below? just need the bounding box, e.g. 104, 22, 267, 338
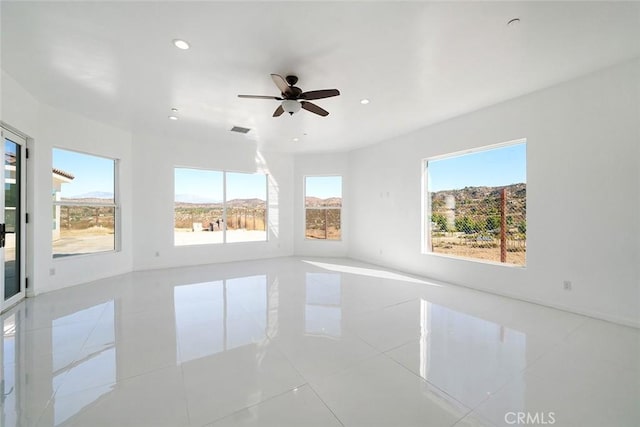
238, 74, 340, 117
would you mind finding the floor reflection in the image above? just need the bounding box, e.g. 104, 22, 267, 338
417, 300, 527, 408
175, 275, 268, 364
2, 313, 18, 427
305, 273, 341, 338
52, 301, 116, 425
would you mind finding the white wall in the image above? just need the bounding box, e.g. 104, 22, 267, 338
1, 71, 134, 295
348, 59, 640, 327
131, 131, 294, 271
294, 153, 349, 257
36, 105, 134, 293
1, 70, 39, 137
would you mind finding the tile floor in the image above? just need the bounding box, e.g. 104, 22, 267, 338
1, 257, 638, 427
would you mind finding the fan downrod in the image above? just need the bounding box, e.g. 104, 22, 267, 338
285, 75, 298, 86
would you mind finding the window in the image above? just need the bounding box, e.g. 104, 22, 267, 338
52, 149, 117, 258
225, 172, 267, 243
305, 176, 342, 240
174, 168, 267, 245
424, 142, 526, 266
174, 169, 224, 246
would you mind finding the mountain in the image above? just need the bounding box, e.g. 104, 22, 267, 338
305, 197, 342, 208
226, 198, 266, 207
431, 183, 526, 220
69, 191, 114, 199
174, 198, 265, 208
175, 194, 222, 204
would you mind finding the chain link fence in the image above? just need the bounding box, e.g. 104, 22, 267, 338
429, 184, 526, 265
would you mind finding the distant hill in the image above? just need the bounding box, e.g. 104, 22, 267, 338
174, 198, 265, 209
175, 194, 221, 204
305, 197, 342, 208
66, 191, 114, 200
226, 198, 266, 208
431, 183, 526, 220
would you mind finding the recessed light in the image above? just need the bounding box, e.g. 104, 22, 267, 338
172, 39, 190, 50
171, 108, 179, 112
360, 98, 370, 105
292, 137, 299, 142
507, 18, 520, 27
168, 115, 178, 120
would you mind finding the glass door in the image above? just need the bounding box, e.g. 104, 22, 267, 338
1, 128, 26, 311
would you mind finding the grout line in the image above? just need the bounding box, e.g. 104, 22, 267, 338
202, 383, 309, 426
178, 361, 194, 427
307, 382, 346, 427
380, 351, 478, 414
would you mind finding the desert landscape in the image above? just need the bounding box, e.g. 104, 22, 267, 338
429, 183, 526, 266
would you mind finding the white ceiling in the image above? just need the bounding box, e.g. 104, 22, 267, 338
2, 1, 639, 153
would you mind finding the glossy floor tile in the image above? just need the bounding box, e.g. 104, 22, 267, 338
1, 257, 638, 427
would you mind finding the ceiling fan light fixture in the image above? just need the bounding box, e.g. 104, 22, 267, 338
282, 100, 301, 115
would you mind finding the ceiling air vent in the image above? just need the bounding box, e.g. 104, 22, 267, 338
230, 126, 251, 134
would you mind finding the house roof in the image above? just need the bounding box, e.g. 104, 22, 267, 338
52, 168, 74, 181
6, 152, 74, 180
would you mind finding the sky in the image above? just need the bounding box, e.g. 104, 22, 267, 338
53, 149, 114, 197
174, 168, 267, 201
54, 144, 519, 200
427, 143, 526, 192
305, 176, 342, 199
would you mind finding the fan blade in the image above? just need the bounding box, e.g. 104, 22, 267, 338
271, 74, 291, 95
301, 101, 329, 117
238, 94, 282, 100
273, 105, 285, 117
300, 89, 340, 100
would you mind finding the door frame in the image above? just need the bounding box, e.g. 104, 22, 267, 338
1, 126, 27, 313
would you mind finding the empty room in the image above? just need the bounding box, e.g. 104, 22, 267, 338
1, 1, 639, 426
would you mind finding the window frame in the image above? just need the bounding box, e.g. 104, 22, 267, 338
173, 167, 269, 246
51, 147, 120, 259
422, 139, 526, 266
303, 174, 343, 242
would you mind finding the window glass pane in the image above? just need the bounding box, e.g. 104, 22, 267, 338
52, 149, 114, 203
225, 172, 267, 243
174, 168, 224, 246
52, 206, 115, 257
305, 176, 342, 240
52, 149, 116, 258
305, 208, 341, 240
305, 176, 342, 207
425, 143, 526, 266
